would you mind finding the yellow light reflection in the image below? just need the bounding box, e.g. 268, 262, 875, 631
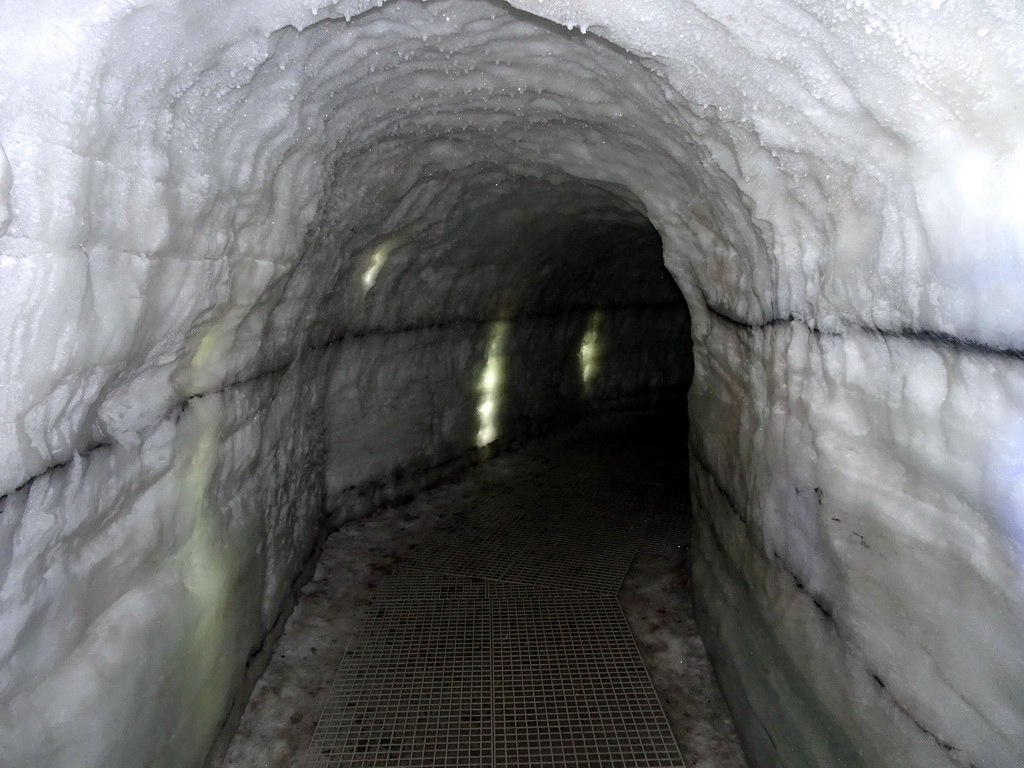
476, 321, 509, 447
176, 397, 234, 734
361, 235, 406, 293
579, 310, 603, 394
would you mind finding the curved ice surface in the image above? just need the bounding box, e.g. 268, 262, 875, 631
0, 143, 11, 238
0, 1, 1022, 767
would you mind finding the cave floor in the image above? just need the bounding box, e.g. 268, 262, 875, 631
224, 409, 748, 768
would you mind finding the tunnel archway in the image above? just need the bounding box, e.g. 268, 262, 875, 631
1, 1, 1023, 767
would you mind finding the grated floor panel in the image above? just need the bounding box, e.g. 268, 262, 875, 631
305, 575, 491, 768
304, 463, 686, 768
491, 584, 683, 767
405, 477, 657, 594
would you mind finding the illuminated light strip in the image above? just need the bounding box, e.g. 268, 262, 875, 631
476, 320, 509, 447
579, 310, 603, 394
176, 397, 235, 734
361, 234, 408, 293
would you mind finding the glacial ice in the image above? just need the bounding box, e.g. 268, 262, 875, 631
0, 0, 1022, 767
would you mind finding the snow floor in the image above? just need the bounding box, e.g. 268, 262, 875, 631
223, 409, 748, 768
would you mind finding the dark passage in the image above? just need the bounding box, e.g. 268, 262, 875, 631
225, 409, 747, 767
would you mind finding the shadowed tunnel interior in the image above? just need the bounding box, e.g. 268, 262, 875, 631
1, 1, 1023, 767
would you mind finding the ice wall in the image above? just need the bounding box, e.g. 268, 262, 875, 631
0, 2, 690, 766
0, 1, 1022, 767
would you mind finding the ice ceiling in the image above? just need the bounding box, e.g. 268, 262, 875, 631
1, 1, 1023, 767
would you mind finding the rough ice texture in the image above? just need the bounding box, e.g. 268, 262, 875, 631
691, 317, 1024, 767
0, 355, 331, 767
0, 3, 691, 766
0, 0, 1022, 766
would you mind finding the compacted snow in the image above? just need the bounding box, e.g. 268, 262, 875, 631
1, 1, 1023, 767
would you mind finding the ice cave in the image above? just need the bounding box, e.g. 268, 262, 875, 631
1, 0, 1023, 766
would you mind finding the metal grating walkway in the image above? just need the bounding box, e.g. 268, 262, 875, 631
403, 477, 657, 594
303, 438, 689, 768
490, 584, 682, 767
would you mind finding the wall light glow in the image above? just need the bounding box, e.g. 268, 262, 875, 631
476, 321, 509, 447
361, 235, 405, 293
579, 310, 603, 394
177, 397, 235, 733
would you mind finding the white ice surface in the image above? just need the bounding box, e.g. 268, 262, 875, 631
1, 0, 1023, 767
690, 317, 1024, 766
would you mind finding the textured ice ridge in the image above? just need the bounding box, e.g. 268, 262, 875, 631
0, 1, 1022, 767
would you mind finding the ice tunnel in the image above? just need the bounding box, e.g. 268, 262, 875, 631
1, 1, 1023, 766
